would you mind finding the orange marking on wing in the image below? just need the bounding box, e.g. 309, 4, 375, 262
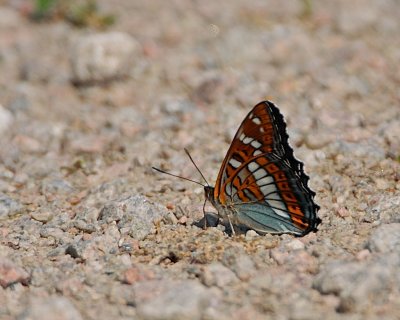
235, 169, 265, 201
218, 187, 227, 204
291, 216, 308, 228
219, 197, 227, 205
266, 163, 279, 173
237, 190, 250, 202
288, 202, 308, 228
244, 183, 265, 201
273, 171, 287, 182
256, 157, 269, 166
277, 181, 291, 191
239, 145, 254, 158
282, 192, 297, 202
288, 204, 305, 217
214, 174, 223, 198
232, 175, 242, 195
241, 104, 276, 151
226, 163, 236, 177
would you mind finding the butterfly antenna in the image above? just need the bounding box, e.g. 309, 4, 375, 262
184, 148, 210, 186
152, 167, 205, 187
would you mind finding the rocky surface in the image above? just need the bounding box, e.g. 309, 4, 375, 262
1, 1, 399, 319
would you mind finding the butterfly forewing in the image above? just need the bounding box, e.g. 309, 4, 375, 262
213, 101, 319, 235
215, 102, 285, 197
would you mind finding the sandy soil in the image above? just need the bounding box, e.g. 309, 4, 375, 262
1, 1, 400, 319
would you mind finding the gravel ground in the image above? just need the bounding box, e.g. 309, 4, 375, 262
1, 1, 400, 319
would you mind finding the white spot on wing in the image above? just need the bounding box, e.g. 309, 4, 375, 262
257, 176, 274, 186
252, 117, 261, 125
253, 168, 267, 179
253, 168, 267, 180
253, 150, 262, 156
239, 133, 245, 141
278, 222, 290, 230
231, 186, 238, 197
251, 140, 262, 148
258, 183, 290, 218
225, 183, 232, 196
269, 199, 286, 210
260, 184, 277, 196
243, 136, 253, 144
273, 207, 290, 219
248, 161, 259, 172
229, 158, 241, 169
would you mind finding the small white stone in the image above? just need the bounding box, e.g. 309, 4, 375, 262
245, 230, 258, 239
0, 104, 13, 134
70, 32, 139, 84
286, 239, 305, 250
375, 178, 389, 190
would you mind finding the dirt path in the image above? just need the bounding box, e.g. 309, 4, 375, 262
1, 1, 399, 319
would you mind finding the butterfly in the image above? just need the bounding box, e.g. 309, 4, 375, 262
154, 100, 320, 236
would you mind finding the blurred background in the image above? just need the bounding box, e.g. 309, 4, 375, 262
1, 0, 399, 202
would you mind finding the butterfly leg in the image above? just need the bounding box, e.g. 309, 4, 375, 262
202, 197, 207, 229
227, 216, 236, 236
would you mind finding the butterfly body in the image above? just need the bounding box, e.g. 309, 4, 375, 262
206, 101, 320, 236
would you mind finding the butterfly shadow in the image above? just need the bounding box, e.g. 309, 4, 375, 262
192, 212, 250, 236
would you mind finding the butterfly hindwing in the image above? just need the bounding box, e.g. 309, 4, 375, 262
230, 153, 316, 234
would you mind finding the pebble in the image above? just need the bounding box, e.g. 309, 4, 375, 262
0, 193, 24, 218
245, 229, 258, 239
121, 266, 155, 285
329, 140, 386, 161
134, 280, 216, 320
0, 257, 30, 288
160, 97, 196, 115
222, 248, 257, 281
122, 267, 141, 285
380, 119, 400, 156
367, 223, 400, 253
18, 296, 83, 320
336, 2, 381, 35
356, 249, 370, 261
42, 178, 74, 195
30, 210, 53, 223
39, 227, 66, 241
374, 178, 389, 190
192, 75, 224, 104
99, 195, 168, 240
200, 262, 238, 288
12, 134, 42, 153
74, 207, 100, 224
369, 193, 400, 224
70, 219, 97, 233
0, 104, 13, 135
69, 135, 107, 154
0, 8, 21, 29
285, 239, 305, 251
65, 225, 121, 260
269, 247, 289, 265
70, 32, 139, 84
313, 255, 399, 312
83, 178, 130, 208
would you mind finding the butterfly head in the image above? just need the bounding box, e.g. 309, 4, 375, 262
204, 186, 215, 202
204, 185, 224, 219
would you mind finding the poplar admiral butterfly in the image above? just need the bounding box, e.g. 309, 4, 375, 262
154, 100, 320, 236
